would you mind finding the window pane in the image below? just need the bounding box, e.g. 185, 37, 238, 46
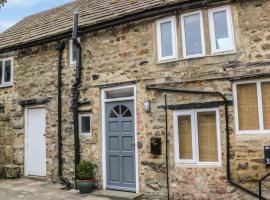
160, 21, 173, 57
237, 83, 259, 130
183, 13, 203, 56
213, 10, 231, 50
4, 60, 11, 83
178, 115, 193, 159
72, 42, 77, 63
0, 61, 2, 84
81, 116, 90, 133
262, 82, 270, 129
197, 112, 218, 162
106, 88, 134, 99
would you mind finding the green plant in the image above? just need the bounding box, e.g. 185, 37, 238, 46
76, 160, 95, 180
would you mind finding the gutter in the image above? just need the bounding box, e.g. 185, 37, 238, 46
0, 0, 232, 54
146, 85, 268, 200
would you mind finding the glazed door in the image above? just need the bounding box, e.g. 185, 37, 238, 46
105, 100, 136, 192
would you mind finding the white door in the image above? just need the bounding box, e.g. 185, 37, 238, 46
25, 108, 46, 177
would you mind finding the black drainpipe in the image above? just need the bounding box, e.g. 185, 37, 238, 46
55, 42, 65, 178
146, 86, 267, 200
164, 94, 170, 200
72, 10, 82, 185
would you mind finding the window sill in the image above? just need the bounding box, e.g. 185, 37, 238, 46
175, 163, 222, 168
0, 83, 13, 88
236, 130, 270, 135
157, 57, 178, 64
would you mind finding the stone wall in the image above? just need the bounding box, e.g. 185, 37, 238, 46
0, 0, 269, 199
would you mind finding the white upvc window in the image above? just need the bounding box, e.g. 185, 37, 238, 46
69, 37, 80, 65
79, 113, 92, 135
208, 6, 235, 54
233, 79, 270, 134
0, 58, 13, 87
181, 10, 205, 59
156, 16, 178, 63
173, 108, 221, 166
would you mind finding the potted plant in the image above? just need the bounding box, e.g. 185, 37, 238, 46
76, 160, 95, 194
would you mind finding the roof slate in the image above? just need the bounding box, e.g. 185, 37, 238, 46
0, 0, 187, 51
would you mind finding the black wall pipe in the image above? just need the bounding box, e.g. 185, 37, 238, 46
164, 94, 170, 200
146, 85, 267, 200
72, 10, 82, 182
55, 42, 65, 178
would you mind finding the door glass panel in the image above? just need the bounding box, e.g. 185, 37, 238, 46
178, 115, 193, 159
262, 82, 270, 129
213, 10, 230, 50
183, 13, 203, 56
106, 88, 134, 99
160, 21, 173, 57
197, 111, 218, 162
237, 83, 259, 130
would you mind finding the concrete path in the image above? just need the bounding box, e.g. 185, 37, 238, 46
0, 178, 111, 200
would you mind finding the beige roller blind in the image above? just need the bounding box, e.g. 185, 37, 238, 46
262, 82, 270, 129
197, 111, 218, 162
237, 83, 259, 130
178, 115, 193, 159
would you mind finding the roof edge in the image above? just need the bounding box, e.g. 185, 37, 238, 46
0, 0, 233, 54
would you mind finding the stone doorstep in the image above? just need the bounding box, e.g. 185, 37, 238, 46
92, 190, 142, 200
23, 176, 47, 182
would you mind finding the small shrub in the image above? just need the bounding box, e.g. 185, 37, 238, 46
76, 160, 95, 180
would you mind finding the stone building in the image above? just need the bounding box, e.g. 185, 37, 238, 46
0, 0, 270, 199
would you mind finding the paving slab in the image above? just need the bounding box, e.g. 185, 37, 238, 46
92, 190, 142, 200
0, 178, 111, 200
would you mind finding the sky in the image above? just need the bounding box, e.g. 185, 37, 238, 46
0, 0, 74, 32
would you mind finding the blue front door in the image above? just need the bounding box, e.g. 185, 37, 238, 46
105, 100, 136, 192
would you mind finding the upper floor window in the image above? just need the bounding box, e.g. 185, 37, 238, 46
0, 58, 13, 87
69, 38, 80, 65
233, 80, 270, 134
156, 16, 178, 62
208, 6, 235, 53
181, 11, 205, 58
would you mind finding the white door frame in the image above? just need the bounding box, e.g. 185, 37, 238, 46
24, 105, 47, 177
101, 85, 139, 193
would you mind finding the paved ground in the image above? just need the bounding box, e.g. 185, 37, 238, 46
0, 178, 110, 200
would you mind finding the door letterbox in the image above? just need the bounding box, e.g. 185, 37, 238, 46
264, 146, 270, 166
150, 137, 161, 155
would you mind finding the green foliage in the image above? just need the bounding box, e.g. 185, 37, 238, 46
0, 0, 7, 8
76, 160, 95, 180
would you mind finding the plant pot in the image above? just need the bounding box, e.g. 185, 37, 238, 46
77, 179, 95, 194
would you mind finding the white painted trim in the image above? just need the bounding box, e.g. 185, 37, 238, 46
181, 10, 206, 59
69, 37, 80, 65
233, 79, 270, 134
173, 108, 222, 167
208, 5, 235, 54
0, 57, 13, 87
156, 16, 178, 63
101, 85, 139, 193
24, 105, 47, 177
79, 113, 92, 135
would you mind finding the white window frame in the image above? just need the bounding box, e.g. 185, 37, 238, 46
79, 113, 92, 135
208, 5, 235, 54
181, 10, 206, 59
0, 57, 13, 87
173, 108, 221, 166
233, 79, 270, 134
156, 16, 178, 63
69, 37, 80, 65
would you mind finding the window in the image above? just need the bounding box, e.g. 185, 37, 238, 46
79, 114, 91, 135
156, 16, 178, 62
233, 80, 270, 134
181, 11, 205, 58
209, 6, 235, 53
0, 58, 13, 87
173, 109, 221, 165
69, 38, 80, 65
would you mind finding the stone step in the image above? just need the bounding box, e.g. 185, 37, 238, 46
92, 190, 142, 200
